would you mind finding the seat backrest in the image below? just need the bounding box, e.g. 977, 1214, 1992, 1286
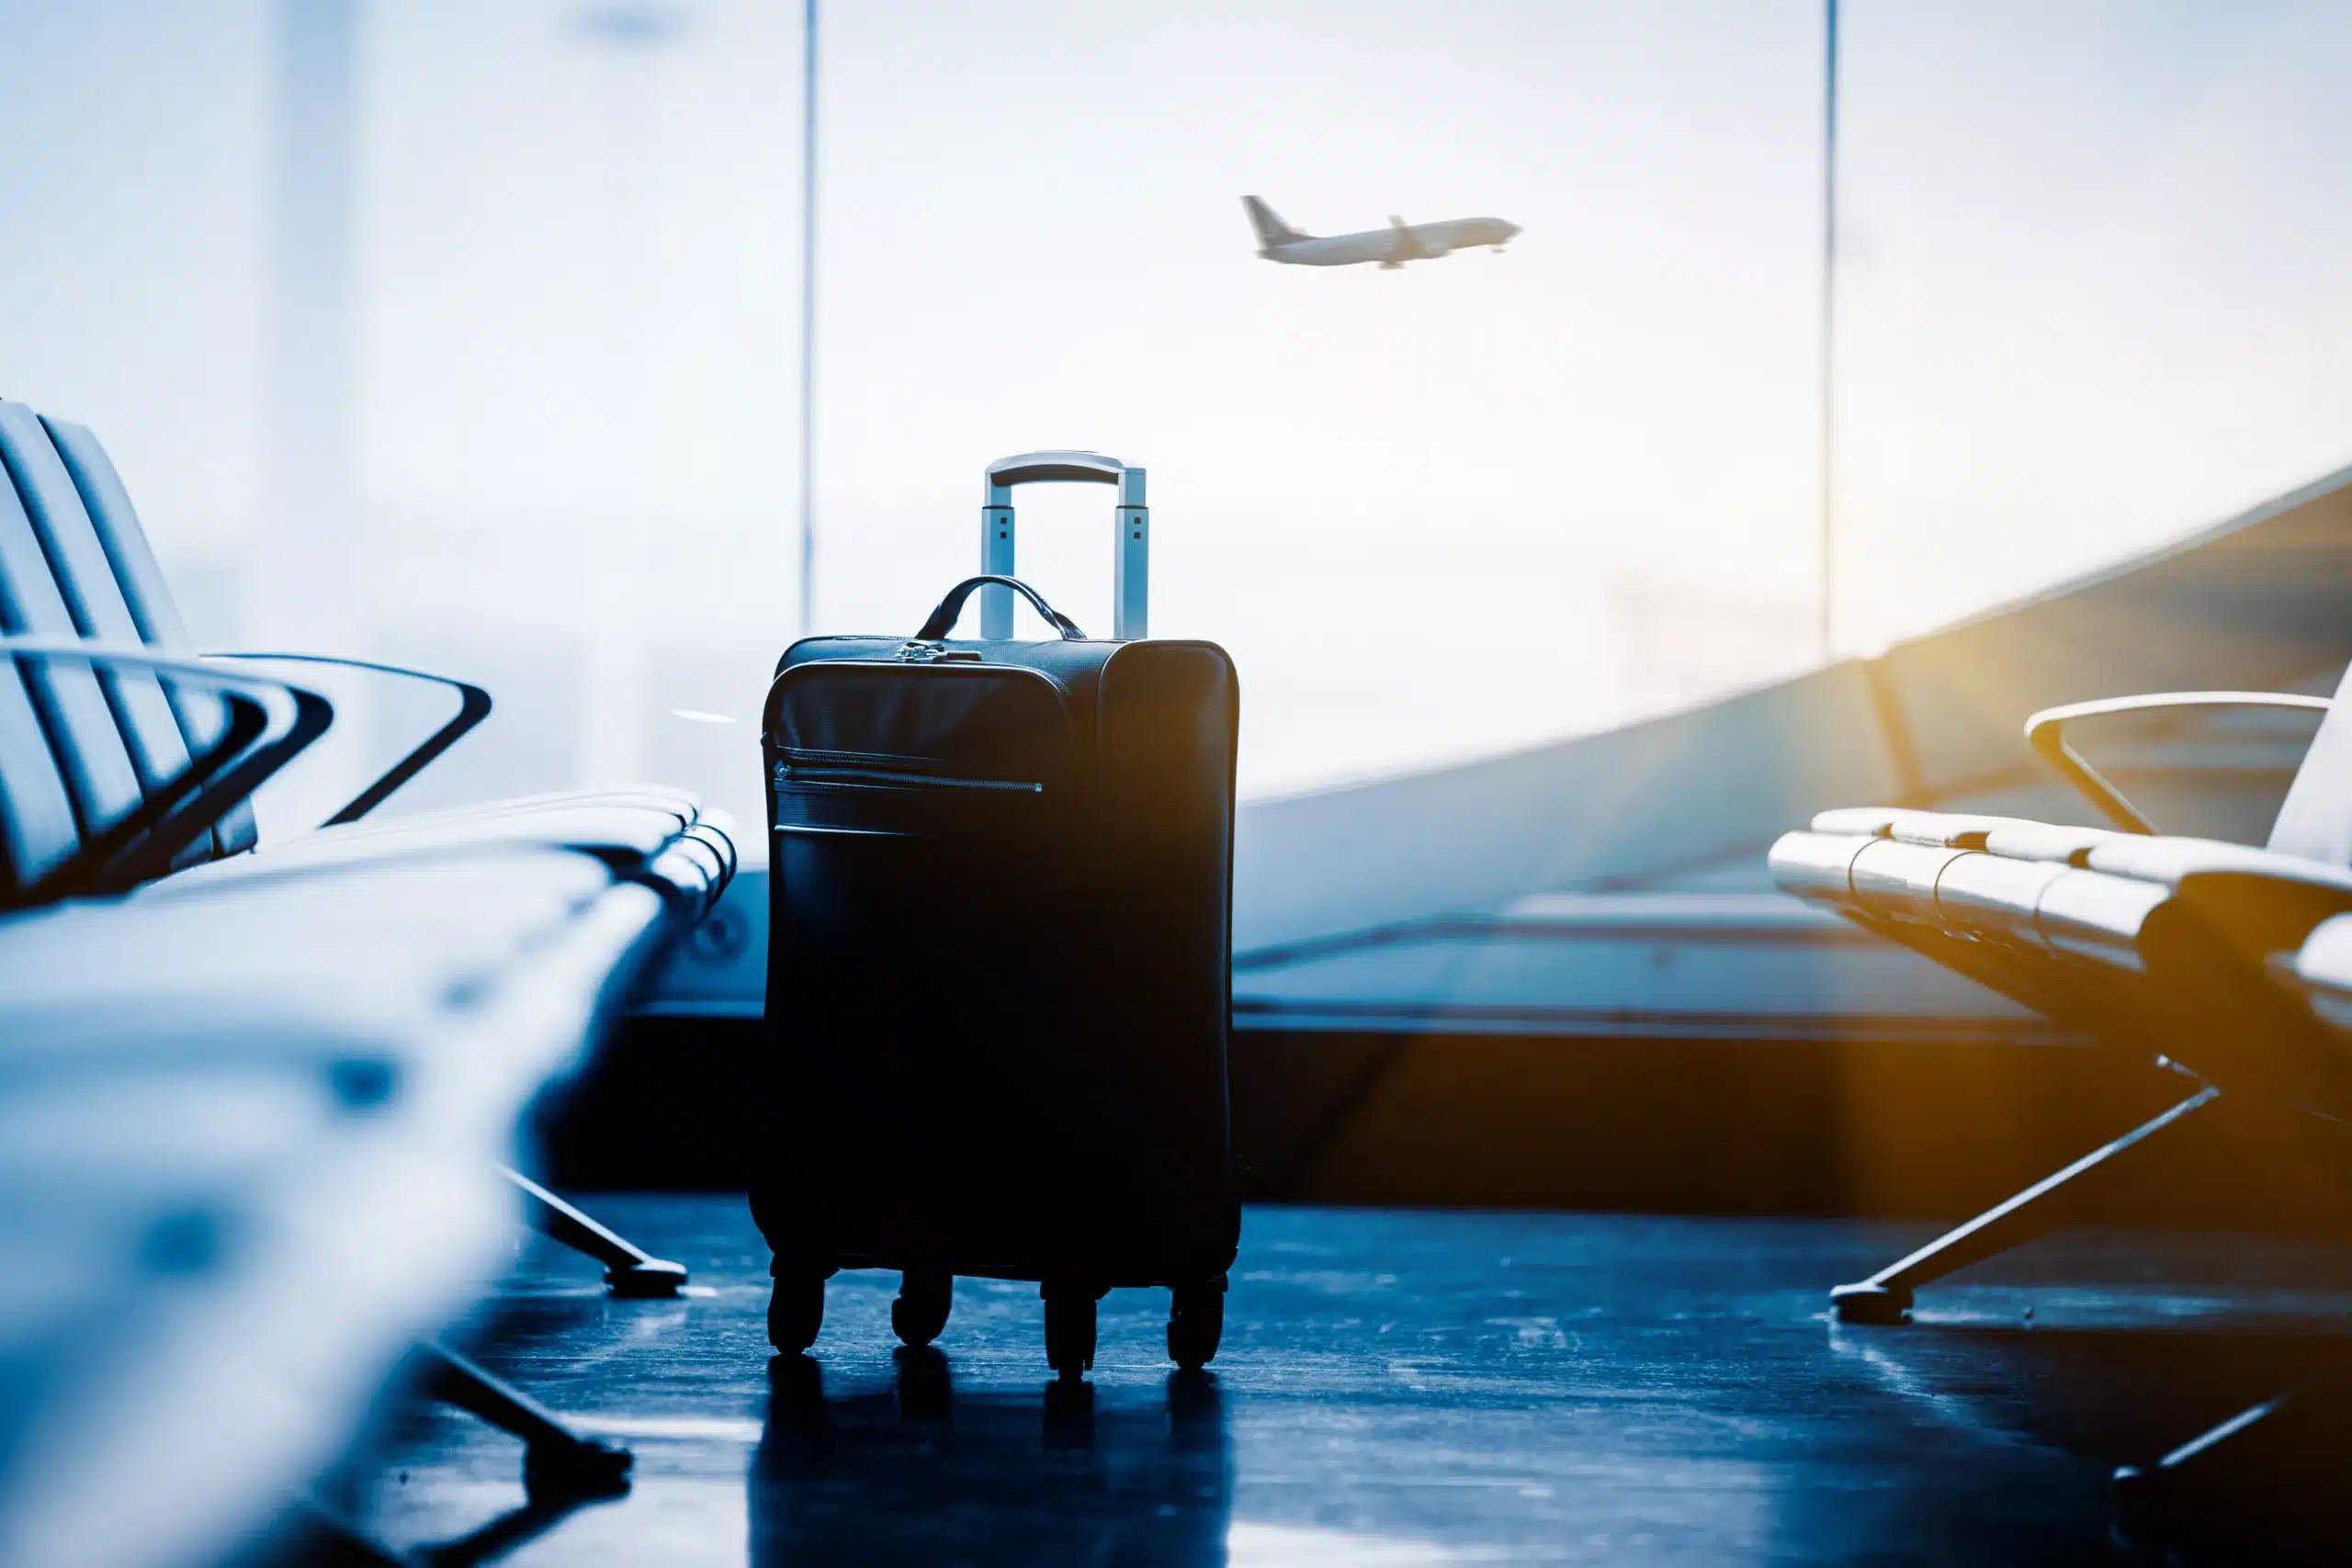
0, 406, 196, 792
0, 410, 146, 851
40, 413, 257, 857
0, 631, 80, 898
2267, 657, 2352, 864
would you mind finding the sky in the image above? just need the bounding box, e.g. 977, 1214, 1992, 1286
2, 0, 2349, 829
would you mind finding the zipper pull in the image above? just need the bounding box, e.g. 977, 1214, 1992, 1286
897, 640, 981, 663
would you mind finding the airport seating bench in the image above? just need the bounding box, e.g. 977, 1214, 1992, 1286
0, 844, 671, 1568
0, 396, 734, 1290
0, 396, 734, 913
1770, 660, 2352, 1508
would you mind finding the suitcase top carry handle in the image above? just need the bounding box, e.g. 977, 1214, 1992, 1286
916, 576, 1087, 642
986, 451, 1129, 494
981, 449, 1148, 641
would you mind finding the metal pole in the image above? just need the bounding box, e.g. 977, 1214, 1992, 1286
264, 0, 365, 822
797, 0, 820, 633
1819, 0, 1839, 661
266, 0, 358, 651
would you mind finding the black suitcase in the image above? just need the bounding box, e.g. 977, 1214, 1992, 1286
753, 452, 1240, 1378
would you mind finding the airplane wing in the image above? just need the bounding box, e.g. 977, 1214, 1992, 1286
1385, 216, 1429, 266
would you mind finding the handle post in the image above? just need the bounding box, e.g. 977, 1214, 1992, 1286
1114, 466, 1148, 641
980, 502, 1018, 638
977, 450, 1146, 640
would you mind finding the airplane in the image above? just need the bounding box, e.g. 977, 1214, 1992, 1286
1244, 196, 1521, 270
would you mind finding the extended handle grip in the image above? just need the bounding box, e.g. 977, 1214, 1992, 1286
916, 576, 1086, 642
987, 451, 1125, 491
980, 449, 1148, 641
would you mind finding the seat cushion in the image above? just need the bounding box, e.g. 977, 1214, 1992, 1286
157, 797, 735, 916
1849, 839, 1973, 925
1883, 812, 2050, 849
1768, 830, 1873, 902
2032, 870, 2168, 972
1978, 824, 2119, 863
1808, 807, 1905, 838
1931, 852, 2071, 945
41, 847, 622, 1023
1804, 807, 2050, 848
2082, 835, 2352, 894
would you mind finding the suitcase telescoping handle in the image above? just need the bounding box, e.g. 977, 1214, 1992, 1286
916, 575, 1086, 642
980, 450, 1147, 641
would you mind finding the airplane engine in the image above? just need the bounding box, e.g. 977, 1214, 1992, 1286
1419, 241, 1451, 259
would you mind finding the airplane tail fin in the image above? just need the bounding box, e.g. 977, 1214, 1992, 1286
1244, 196, 1306, 248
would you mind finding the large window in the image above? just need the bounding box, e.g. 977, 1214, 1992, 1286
4, 0, 2347, 837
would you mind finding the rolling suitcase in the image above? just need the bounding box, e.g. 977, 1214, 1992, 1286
754, 451, 1240, 1378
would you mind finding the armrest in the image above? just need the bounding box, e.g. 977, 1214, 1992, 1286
0, 637, 335, 896
2024, 692, 2331, 835
207, 652, 491, 826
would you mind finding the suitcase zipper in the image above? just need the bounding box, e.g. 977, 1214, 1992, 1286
783, 767, 1041, 795
776, 750, 1043, 796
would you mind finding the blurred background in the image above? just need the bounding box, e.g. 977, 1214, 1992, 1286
4, 0, 2350, 840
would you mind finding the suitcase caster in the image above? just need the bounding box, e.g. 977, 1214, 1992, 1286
767, 1271, 826, 1353
1167, 1278, 1225, 1371
892, 1270, 953, 1348
1042, 1282, 1101, 1382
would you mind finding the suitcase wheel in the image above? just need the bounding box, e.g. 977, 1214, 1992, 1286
767, 1271, 826, 1354
1041, 1283, 1100, 1382
1167, 1278, 1226, 1371
891, 1270, 953, 1348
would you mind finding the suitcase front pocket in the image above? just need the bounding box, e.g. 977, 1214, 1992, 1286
771, 750, 1049, 840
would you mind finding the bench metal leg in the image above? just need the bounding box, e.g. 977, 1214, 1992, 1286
1830, 1085, 2222, 1324
503, 1168, 687, 1297
412, 1342, 632, 1502
409, 1498, 585, 1568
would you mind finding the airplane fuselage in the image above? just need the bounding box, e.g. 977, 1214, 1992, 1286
1261, 216, 1520, 269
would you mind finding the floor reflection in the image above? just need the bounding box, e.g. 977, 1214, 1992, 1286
1831, 1318, 2352, 1468
361, 1204, 2352, 1567
1824, 1317, 2352, 1564
411, 1496, 612, 1568
752, 1349, 1233, 1567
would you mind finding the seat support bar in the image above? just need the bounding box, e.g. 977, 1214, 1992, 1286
1830, 1084, 2222, 1323
503, 1168, 687, 1298
411, 1342, 632, 1502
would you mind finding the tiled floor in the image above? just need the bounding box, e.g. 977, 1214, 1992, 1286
357, 1201, 2352, 1565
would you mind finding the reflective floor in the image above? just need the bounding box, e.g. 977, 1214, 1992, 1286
358, 1201, 2352, 1566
